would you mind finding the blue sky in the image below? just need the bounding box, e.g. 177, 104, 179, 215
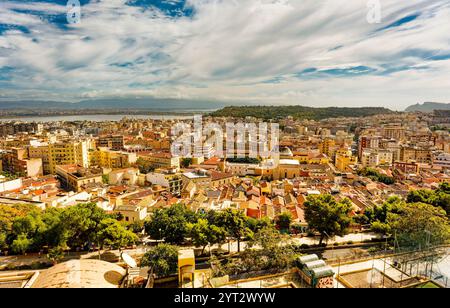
0, 0, 449, 109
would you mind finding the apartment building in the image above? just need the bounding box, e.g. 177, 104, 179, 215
0, 147, 43, 177
90, 147, 137, 169
56, 164, 103, 192
48, 141, 90, 174
140, 152, 180, 170
146, 171, 183, 195
97, 135, 124, 151
400, 146, 432, 164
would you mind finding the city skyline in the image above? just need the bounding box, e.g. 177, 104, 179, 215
0, 0, 450, 109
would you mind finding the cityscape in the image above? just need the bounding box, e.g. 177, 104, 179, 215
0, 0, 449, 298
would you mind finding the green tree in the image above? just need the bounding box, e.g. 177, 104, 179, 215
59, 203, 107, 249
47, 246, 65, 265
11, 234, 32, 255
136, 158, 155, 174
276, 212, 292, 233
187, 218, 227, 254
181, 158, 193, 168
304, 194, 352, 245
246, 216, 273, 233
140, 244, 178, 278
96, 218, 138, 253
0, 232, 7, 251
364, 196, 404, 234
215, 209, 252, 253
144, 204, 195, 244
388, 203, 450, 249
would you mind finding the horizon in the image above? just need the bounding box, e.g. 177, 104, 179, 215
0, 1, 450, 110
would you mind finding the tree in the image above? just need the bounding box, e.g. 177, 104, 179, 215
407, 183, 450, 214
246, 216, 273, 233
364, 196, 404, 234
388, 203, 450, 249
136, 158, 155, 174
144, 204, 195, 244
96, 218, 138, 253
59, 203, 107, 250
47, 246, 65, 265
181, 158, 193, 168
187, 218, 227, 254
215, 209, 252, 253
0, 232, 7, 252
140, 244, 178, 278
11, 234, 32, 255
276, 213, 292, 233
304, 194, 352, 245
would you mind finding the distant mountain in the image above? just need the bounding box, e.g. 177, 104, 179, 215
210, 105, 394, 120
405, 102, 450, 112
0, 98, 241, 111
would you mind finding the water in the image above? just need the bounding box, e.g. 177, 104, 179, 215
0, 114, 198, 123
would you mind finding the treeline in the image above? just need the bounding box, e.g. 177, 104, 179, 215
0, 203, 138, 260
355, 183, 450, 248
210, 105, 393, 120
358, 167, 395, 185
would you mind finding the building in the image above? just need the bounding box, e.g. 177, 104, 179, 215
382, 125, 405, 140
358, 136, 381, 159
335, 150, 358, 172
108, 168, 140, 185
0, 122, 42, 137
181, 169, 211, 188
361, 148, 393, 167
90, 147, 137, 169
0, 177, 22, 193
56, 164, 103, 192
400, 146, 432, 164
1, 148, 43, 177
140, 152, 180, 170
28, 145, 50, 174
97, 135, 124, 151
272, 159, 301, 180
114, 204, 147, 222
48, 141, 91, 174
146, 171, 183, 195
433, 153, 450, 169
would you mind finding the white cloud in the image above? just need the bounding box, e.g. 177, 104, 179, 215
0, 0, 449, 110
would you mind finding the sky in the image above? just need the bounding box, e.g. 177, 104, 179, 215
0, 0, 449, 110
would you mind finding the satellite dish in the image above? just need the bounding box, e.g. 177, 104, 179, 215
121, 252, 137, 268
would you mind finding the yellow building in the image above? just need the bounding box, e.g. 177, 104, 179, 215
90, 147, 137, 169
178, 249, 195, 287
273, 159, 301, 180
335, 151, 358, 172
319, 138, 336, 159
48, 141, 91, 174
141, 152, 180, 170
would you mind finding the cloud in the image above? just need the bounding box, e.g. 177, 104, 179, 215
0, 0, 449, 110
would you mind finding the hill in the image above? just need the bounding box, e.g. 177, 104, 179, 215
209, 105, 394, 120
0, 98, 229, 111
405, 102, 450, 112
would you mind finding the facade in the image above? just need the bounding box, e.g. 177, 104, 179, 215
1, 148, 43, 177
56, 164, 103, 192
90, 147, 137, 169
142, 152, 180, 170
146, 171, 183, 195
48, 141, 90, 174
97, 135, 124, 151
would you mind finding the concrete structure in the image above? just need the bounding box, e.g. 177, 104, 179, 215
56, 164, 103, 192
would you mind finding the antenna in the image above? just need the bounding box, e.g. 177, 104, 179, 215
121, 252, 137, 268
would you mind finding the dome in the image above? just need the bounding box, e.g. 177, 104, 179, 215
280, 147, 293, 157
32, 259, 126, 288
